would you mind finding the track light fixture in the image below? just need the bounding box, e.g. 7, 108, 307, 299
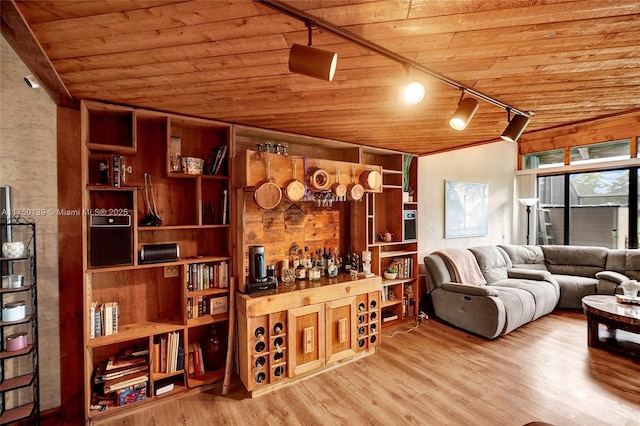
501, 108, 531, 143
288, 20, 338, 82
261, 0, 533, 134
449, 92, 479, 130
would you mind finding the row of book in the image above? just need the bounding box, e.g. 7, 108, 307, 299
187, 295, 228, 319
187, 261, 229, 291
151, 331, 184, 374
89, 301, 119, 339
203, 145, 228, 175
389, 256, 414, 279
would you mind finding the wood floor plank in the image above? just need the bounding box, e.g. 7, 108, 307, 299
90, 310, 639, 426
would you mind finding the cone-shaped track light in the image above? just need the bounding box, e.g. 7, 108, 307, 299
289, 44, 338, 81
501, 111, 530, 142
288, 20, 338, 82
449, 97, 479, 130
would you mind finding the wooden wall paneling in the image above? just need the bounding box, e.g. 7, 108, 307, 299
519, 111, 640, 155
56, 105, 84, 424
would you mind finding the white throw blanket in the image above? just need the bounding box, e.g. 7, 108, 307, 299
434, 248, 487, 286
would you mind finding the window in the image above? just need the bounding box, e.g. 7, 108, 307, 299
537, 168, 636, 248
522, 149, 564, 170
570, 139, 630, 165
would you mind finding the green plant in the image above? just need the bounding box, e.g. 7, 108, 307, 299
386, 265, 397, 273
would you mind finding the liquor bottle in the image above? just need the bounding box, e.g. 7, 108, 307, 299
343, 247, 352, 274
295, 258, 306, 280
323, 246, 330, 276
316, 249, 325, 277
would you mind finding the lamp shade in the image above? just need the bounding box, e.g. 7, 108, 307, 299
518, 198, 539, 207
501, 114, 530, 142
449, 97, 479, 130
289, 43, 338, 82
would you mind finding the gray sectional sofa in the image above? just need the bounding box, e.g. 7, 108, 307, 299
423, 244, 636, 339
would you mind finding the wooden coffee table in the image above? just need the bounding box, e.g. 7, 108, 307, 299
581, 295, 640, 359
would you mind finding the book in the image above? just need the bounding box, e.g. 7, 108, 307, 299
176, 345, 185, 371
103, 302, 113, 336
94, 306, 102, 337
112, 301, 119, 334
104, 372, 148, 394
154, 379, 174, 396
382, 313, 398, 322
160, 335, 167, 374
116, 381, 147, 406
95, 363, 148, 383
213, 144, 228, 175
106, 355, 147, 371
152, 337, 161, 373
90, 301, 97, 339
192, 343, 202, 379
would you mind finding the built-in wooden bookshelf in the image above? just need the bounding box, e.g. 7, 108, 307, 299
79, 101, 234, 422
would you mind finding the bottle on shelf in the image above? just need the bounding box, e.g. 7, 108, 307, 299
316, 249, 325, 277
295, 250, 306, 280
343, 247, 352, 274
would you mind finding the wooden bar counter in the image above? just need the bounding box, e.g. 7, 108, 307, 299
236, 274, 382, 395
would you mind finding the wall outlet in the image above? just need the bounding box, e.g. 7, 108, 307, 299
164, 266, 179, 278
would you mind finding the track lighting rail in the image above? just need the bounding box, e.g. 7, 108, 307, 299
259, 0, 532, 117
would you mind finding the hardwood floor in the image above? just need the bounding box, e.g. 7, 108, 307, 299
92, 311, 639, 426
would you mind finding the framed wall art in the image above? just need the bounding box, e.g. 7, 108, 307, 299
445, 180, 488, 238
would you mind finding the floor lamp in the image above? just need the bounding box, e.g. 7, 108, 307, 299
519, 198, 539, 245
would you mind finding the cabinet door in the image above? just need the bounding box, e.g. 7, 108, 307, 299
325, 296, 356, 364
287, 304, 325, 377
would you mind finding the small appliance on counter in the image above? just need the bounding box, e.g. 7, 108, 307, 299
245, 245, 277, 294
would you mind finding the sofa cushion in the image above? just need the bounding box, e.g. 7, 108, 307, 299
488, 279, 558, 319
552, 274, 598, 309
604, 249, 640, 280
498, 244, 547, 270
469, 246, 512, 283
541, 245, 608, 278
488, 287, 536, 334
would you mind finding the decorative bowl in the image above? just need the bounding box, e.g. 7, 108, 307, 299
181, 157, 204, 175
383, 271, 397, 280
2, 242, 25, 258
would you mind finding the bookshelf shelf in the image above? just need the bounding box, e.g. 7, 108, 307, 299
87, 322, 185, 348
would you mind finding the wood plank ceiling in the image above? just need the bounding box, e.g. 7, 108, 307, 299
4, 0, 640, 155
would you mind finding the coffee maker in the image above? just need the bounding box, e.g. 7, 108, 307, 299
246, 245, 277, 294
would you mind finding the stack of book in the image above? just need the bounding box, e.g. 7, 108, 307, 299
93, 347, 149, 407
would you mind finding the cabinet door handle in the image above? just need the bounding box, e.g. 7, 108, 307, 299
338, 318, 348, 343
303, 327, 314, 353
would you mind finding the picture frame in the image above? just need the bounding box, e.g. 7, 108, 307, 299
445, 180, 488, 238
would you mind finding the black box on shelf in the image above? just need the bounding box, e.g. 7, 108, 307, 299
90, 215, 132, 267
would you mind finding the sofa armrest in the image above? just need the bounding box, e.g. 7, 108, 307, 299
595, 270, 629, 284
596, 270, 629, 294
507, 268, 551, 281
440, 282, 499, 297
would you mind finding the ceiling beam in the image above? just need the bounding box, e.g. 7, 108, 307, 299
1, 0, 76, 107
